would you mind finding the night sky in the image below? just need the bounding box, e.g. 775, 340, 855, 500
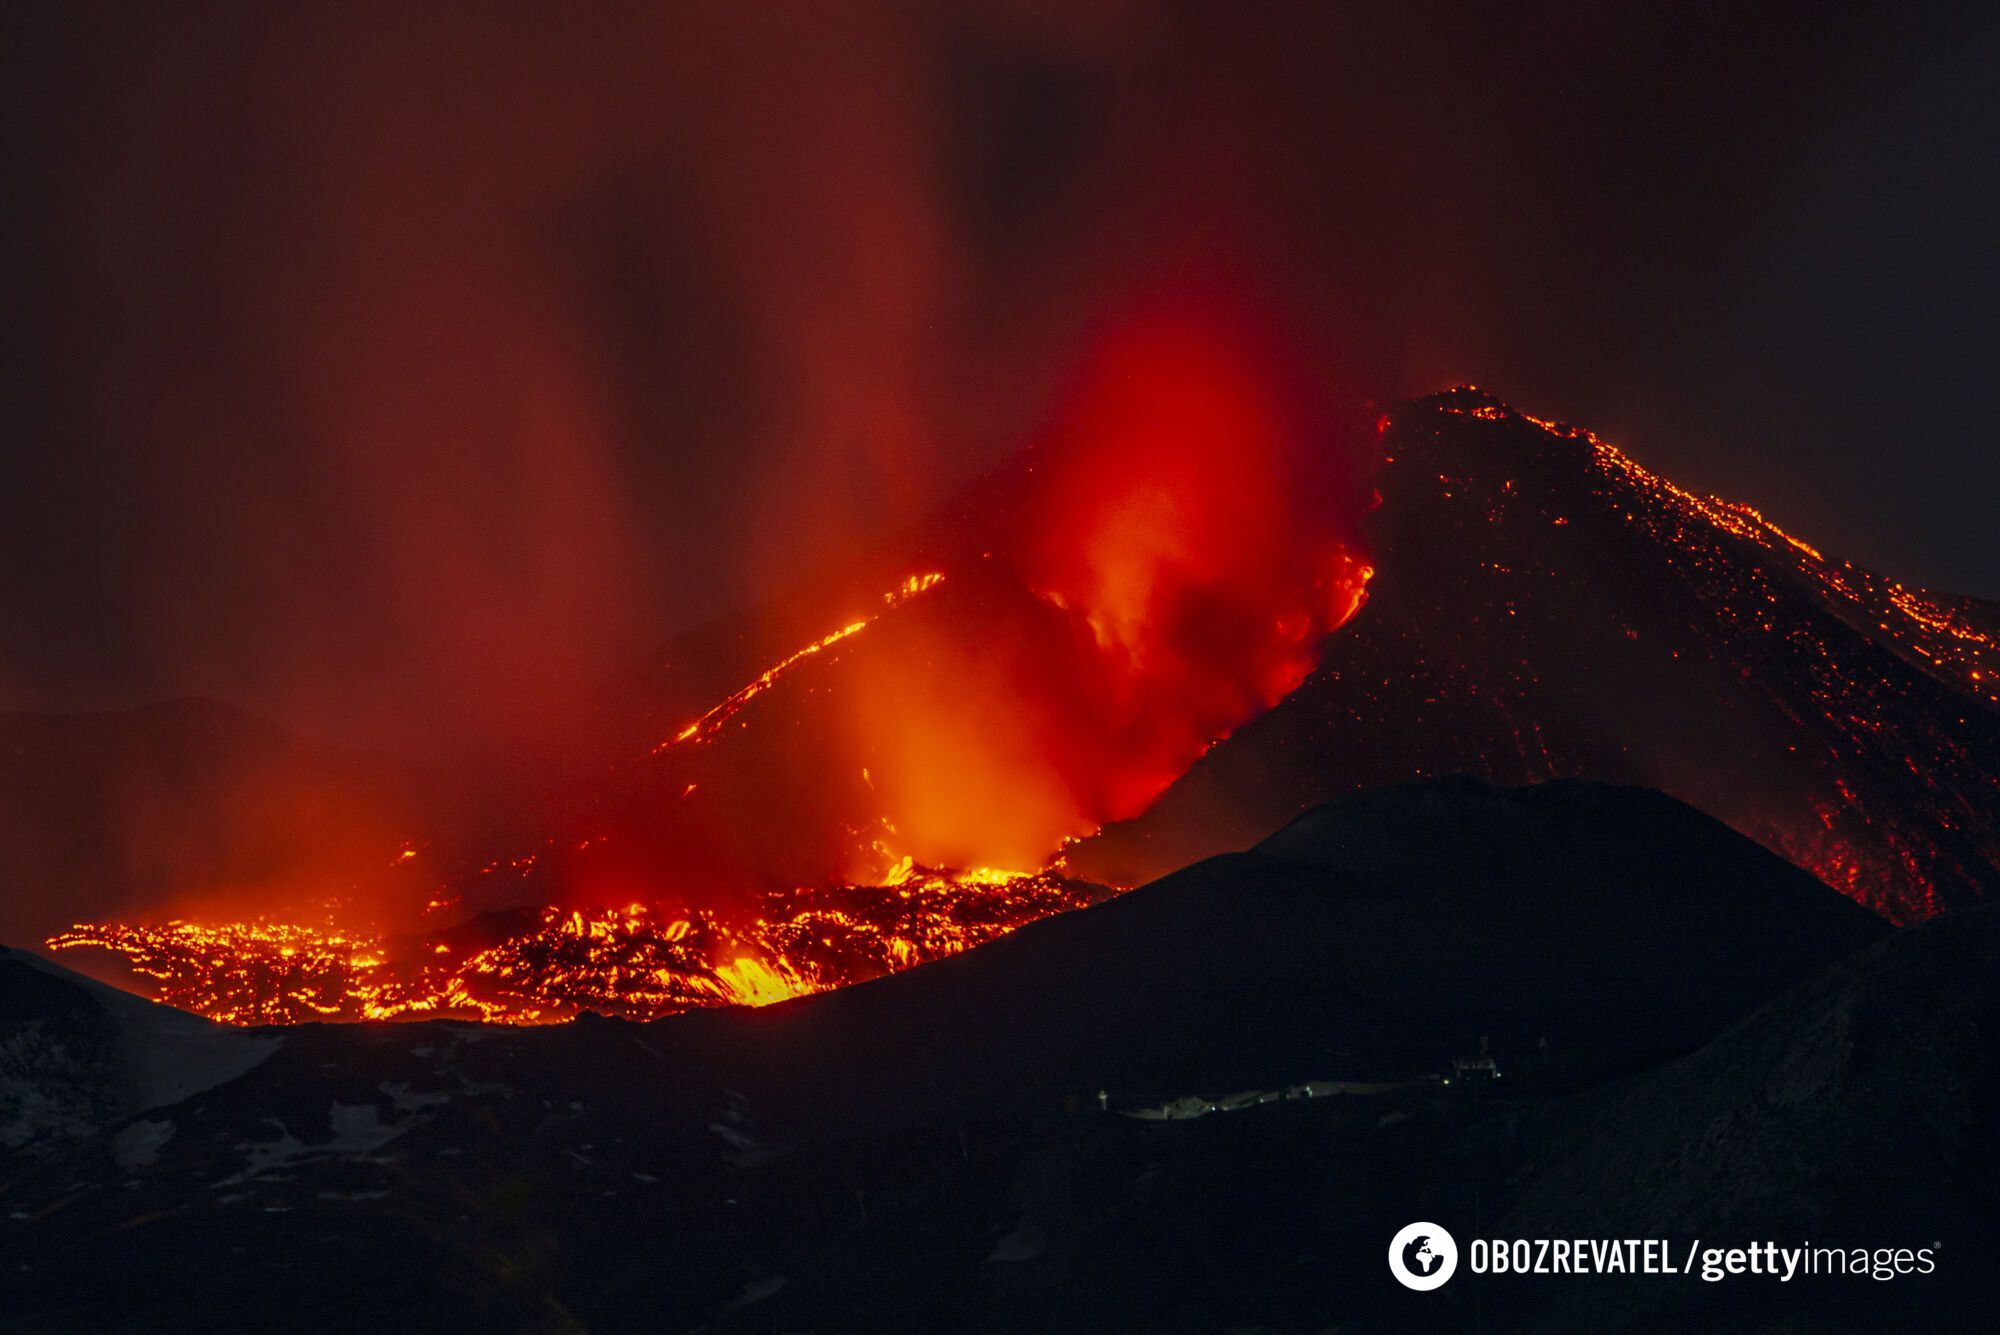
5, 1, 1997, 754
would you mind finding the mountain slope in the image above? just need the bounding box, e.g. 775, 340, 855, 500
0, 945, 277, 1155
0, 780, 1894, 1333
689, 777, 1888, 1126
1482, 900, 2000, 1333
1069, 390, 2000, 921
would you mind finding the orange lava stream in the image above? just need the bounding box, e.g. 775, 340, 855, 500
655, 572, 945, 751
1503, 405, 2000, 703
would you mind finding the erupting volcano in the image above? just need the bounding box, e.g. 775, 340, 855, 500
45, 368, 2000, 1023
48, 310, 1377, 1023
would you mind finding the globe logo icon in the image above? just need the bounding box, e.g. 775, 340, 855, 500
1387, 1221, 1458, 1291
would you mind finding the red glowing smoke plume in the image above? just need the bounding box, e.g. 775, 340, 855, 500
845, 306, 1370, 871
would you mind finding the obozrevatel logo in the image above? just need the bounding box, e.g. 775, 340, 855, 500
1388, 1221, 1459, 1291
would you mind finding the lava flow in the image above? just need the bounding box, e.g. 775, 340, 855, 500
46, 865, 1106, 1025
50, 307, 1375, 1026
655, 571, 946, 753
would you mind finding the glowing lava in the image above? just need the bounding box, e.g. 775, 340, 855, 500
656, 572, 946, 751
49, 866, 1105, 1025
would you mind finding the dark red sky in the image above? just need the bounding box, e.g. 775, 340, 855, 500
5, 1, 1997, 753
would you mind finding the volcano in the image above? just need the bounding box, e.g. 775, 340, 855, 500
1071, 389, 2000, 923
41, 386, 2000, 1023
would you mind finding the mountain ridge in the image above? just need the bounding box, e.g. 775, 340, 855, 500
1067, 390, 2000, 921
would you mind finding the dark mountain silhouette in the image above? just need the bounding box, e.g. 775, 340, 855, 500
1475, 901, 2000, 1333
683, 777, 1887, 1126
2, 779, 1920, 1333
0, 945, 275, 1156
